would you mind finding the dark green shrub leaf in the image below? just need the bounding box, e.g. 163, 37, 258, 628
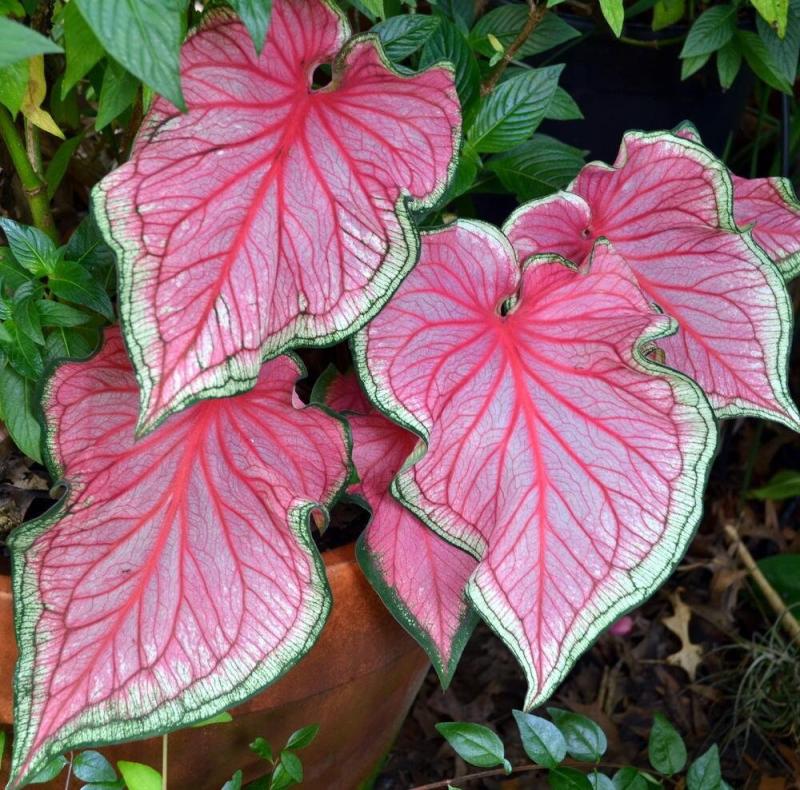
0, 245, 31, 289
547, 708, 608, 762
756, 554, 800, 608
73, 751, 117, 783
436, 722, 510, 770
736, 29, 793, 92
420, 17, 480, 106
285, 724, 319, 750
372, 15, 440, 60
269, 751, 303, 789
648, 713, 687, 775
0, 366, 41, 462
0, 17, 62, 67
469, 66, 563, 152
75, 0, 185, 110
250, 737, 274, 763
686, 745, 722, 790
470, 7, 580, 58
513, 709, 567, 768
716, 40, 742, 90
45, 326, 99, 361
14, 296, 44, 345
756, 0, 800, 85
432, 0, 475, 31
228, 0, 273, 54
222, 770, 243, 790
2, 320, 43, 378
681, 52, 710, 79
95, 60, 139, 130
28, 754, 67, 783
545, 86, 583, 120
48, 260, 114, 319
37, 301, 90, 328
61, 0, 104, 96
599, 0, 624, 36
588, 772, 615, 790
680, 6, 737, 57
549, 767, 593, 790
612, 767, 650, 790
748, 469, 800, 500
0, 218, 57, 276
487, 134, 585, 201
45, 134, 84, 200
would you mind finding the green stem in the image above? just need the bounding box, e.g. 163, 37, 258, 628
0, 106, 58, 241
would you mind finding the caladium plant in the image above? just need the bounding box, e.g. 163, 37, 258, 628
4, 0, 800, 785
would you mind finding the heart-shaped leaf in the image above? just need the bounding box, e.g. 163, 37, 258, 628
93, 0, 460, 433
8, 328, 349, 787
320, 369, 477, 685
354, 222, 716, 708
505, 130, 800, 429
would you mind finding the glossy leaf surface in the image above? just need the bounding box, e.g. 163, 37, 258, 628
355, 222, 716, 707
94, 0, 460, 432
8, 329, 349, 787
323, 370, 476, 684
505, 131, 800, 428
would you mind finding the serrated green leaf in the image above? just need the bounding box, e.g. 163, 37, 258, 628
117, 761, 162, 790
48, 259, 114, 319
681, 52, 710, 79
756, 0, 800, 84
680, 5, 737, 57
545, 86, 583, 120
736, 28, 794, 91
228, 0, 273, 53
0, 59, 28, 115
432, 0, 475, 31
14, 296, 44, 345
73, 751, 117, 784
599, 0, 624, 36
285, 724, 319, 750
0, 245, 32, 290
686, 745, 722, 790
652, 0, 685, 30
61, 0, 105, 96
648, 713, 687, 775
513, 709, 567, 768
372, 15, 441, 61
0, 17, 62, 67
547, 708, 608, 763
549, 767, 593, 790
75, 0, 185, 110
420, 17, 480, 106
469, 66, 562, 153
436, 722, 509, 770
716, 39, 742, 88
45, 134, 84, 199
44, 326, 98, 361
0, 217, 57, 276
470, 7, 580, 58
3, 319, 43, 378
486, 134, 585, 201
95, 59, 139, 130
751, 0, 789, 37
0, 365, 41, 462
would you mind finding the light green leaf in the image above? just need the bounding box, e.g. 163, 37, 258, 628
61, 0, 105, 96
228, 0, 272, 53
751, 0, 789, 38
545, 86, 583, 120
648, 713, 687, 774
75, 0, 185, 110
222, 770, 243, 790
469, 66, 563, 153
548, 708, 608, 763
680, 5, 737, 57
0, 0, 25, 15
0, 59, 28, 115
28, 754, 68, 783
45, 134, 84, 199
357, 0, 385, 20
372, 15, 441, 61
420, 17, 480, 106
470, 7, 580, 58
73, 751, 117, 784
486, 134, 585, 201
0, 217, 57, 275
681, 52, 710, 79
117, 761, 162, 790
513, 709, 567, 768
191, 711, 233, 727
0, 17, 62, 67
48, 259, 114, 319
95, 59, 139, 130
716, 39, 742, 88
756, 0, 800, 84
435, 722, 510, 771
285, 724, 319, 750
686, 745, 722, 790
0, 365, 41, 462
599, 0, 624, 36
652, 0, 685, 30
749, 469, 800, 499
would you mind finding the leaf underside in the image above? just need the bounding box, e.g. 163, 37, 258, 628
323, 371, 477, 685
93, 0, 461, 433
8, 328, 349, 788
504, 130, 800, 429
354, 221, 717, 708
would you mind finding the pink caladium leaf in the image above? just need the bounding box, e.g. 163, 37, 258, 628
318, 369, 477, 685
504, 130, 800, 429
353, 222, 716, 708
8, 328, 349, 788
93, 0, 461, 434
674, 123, 800, 280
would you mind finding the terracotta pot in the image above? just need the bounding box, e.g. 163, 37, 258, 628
0, 543, 429, 788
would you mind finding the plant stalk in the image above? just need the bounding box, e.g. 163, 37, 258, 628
724, 523, 800, 649
481, 0, 547, 96
0, 106, 58, 241
162, 733, 168, 790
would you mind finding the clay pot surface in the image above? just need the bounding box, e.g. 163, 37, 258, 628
0, 543, 429, 788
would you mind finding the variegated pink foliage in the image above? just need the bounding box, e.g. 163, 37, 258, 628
354, 222, 716, 708
94, 0, 460, 432
8, 329, 349, 788
322, 370, 477, 683
675, 124, 800, 280
505, 131, 800, 429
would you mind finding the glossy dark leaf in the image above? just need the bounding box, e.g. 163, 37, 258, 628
548, 708, 608, 763
648, 713, 687, 775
